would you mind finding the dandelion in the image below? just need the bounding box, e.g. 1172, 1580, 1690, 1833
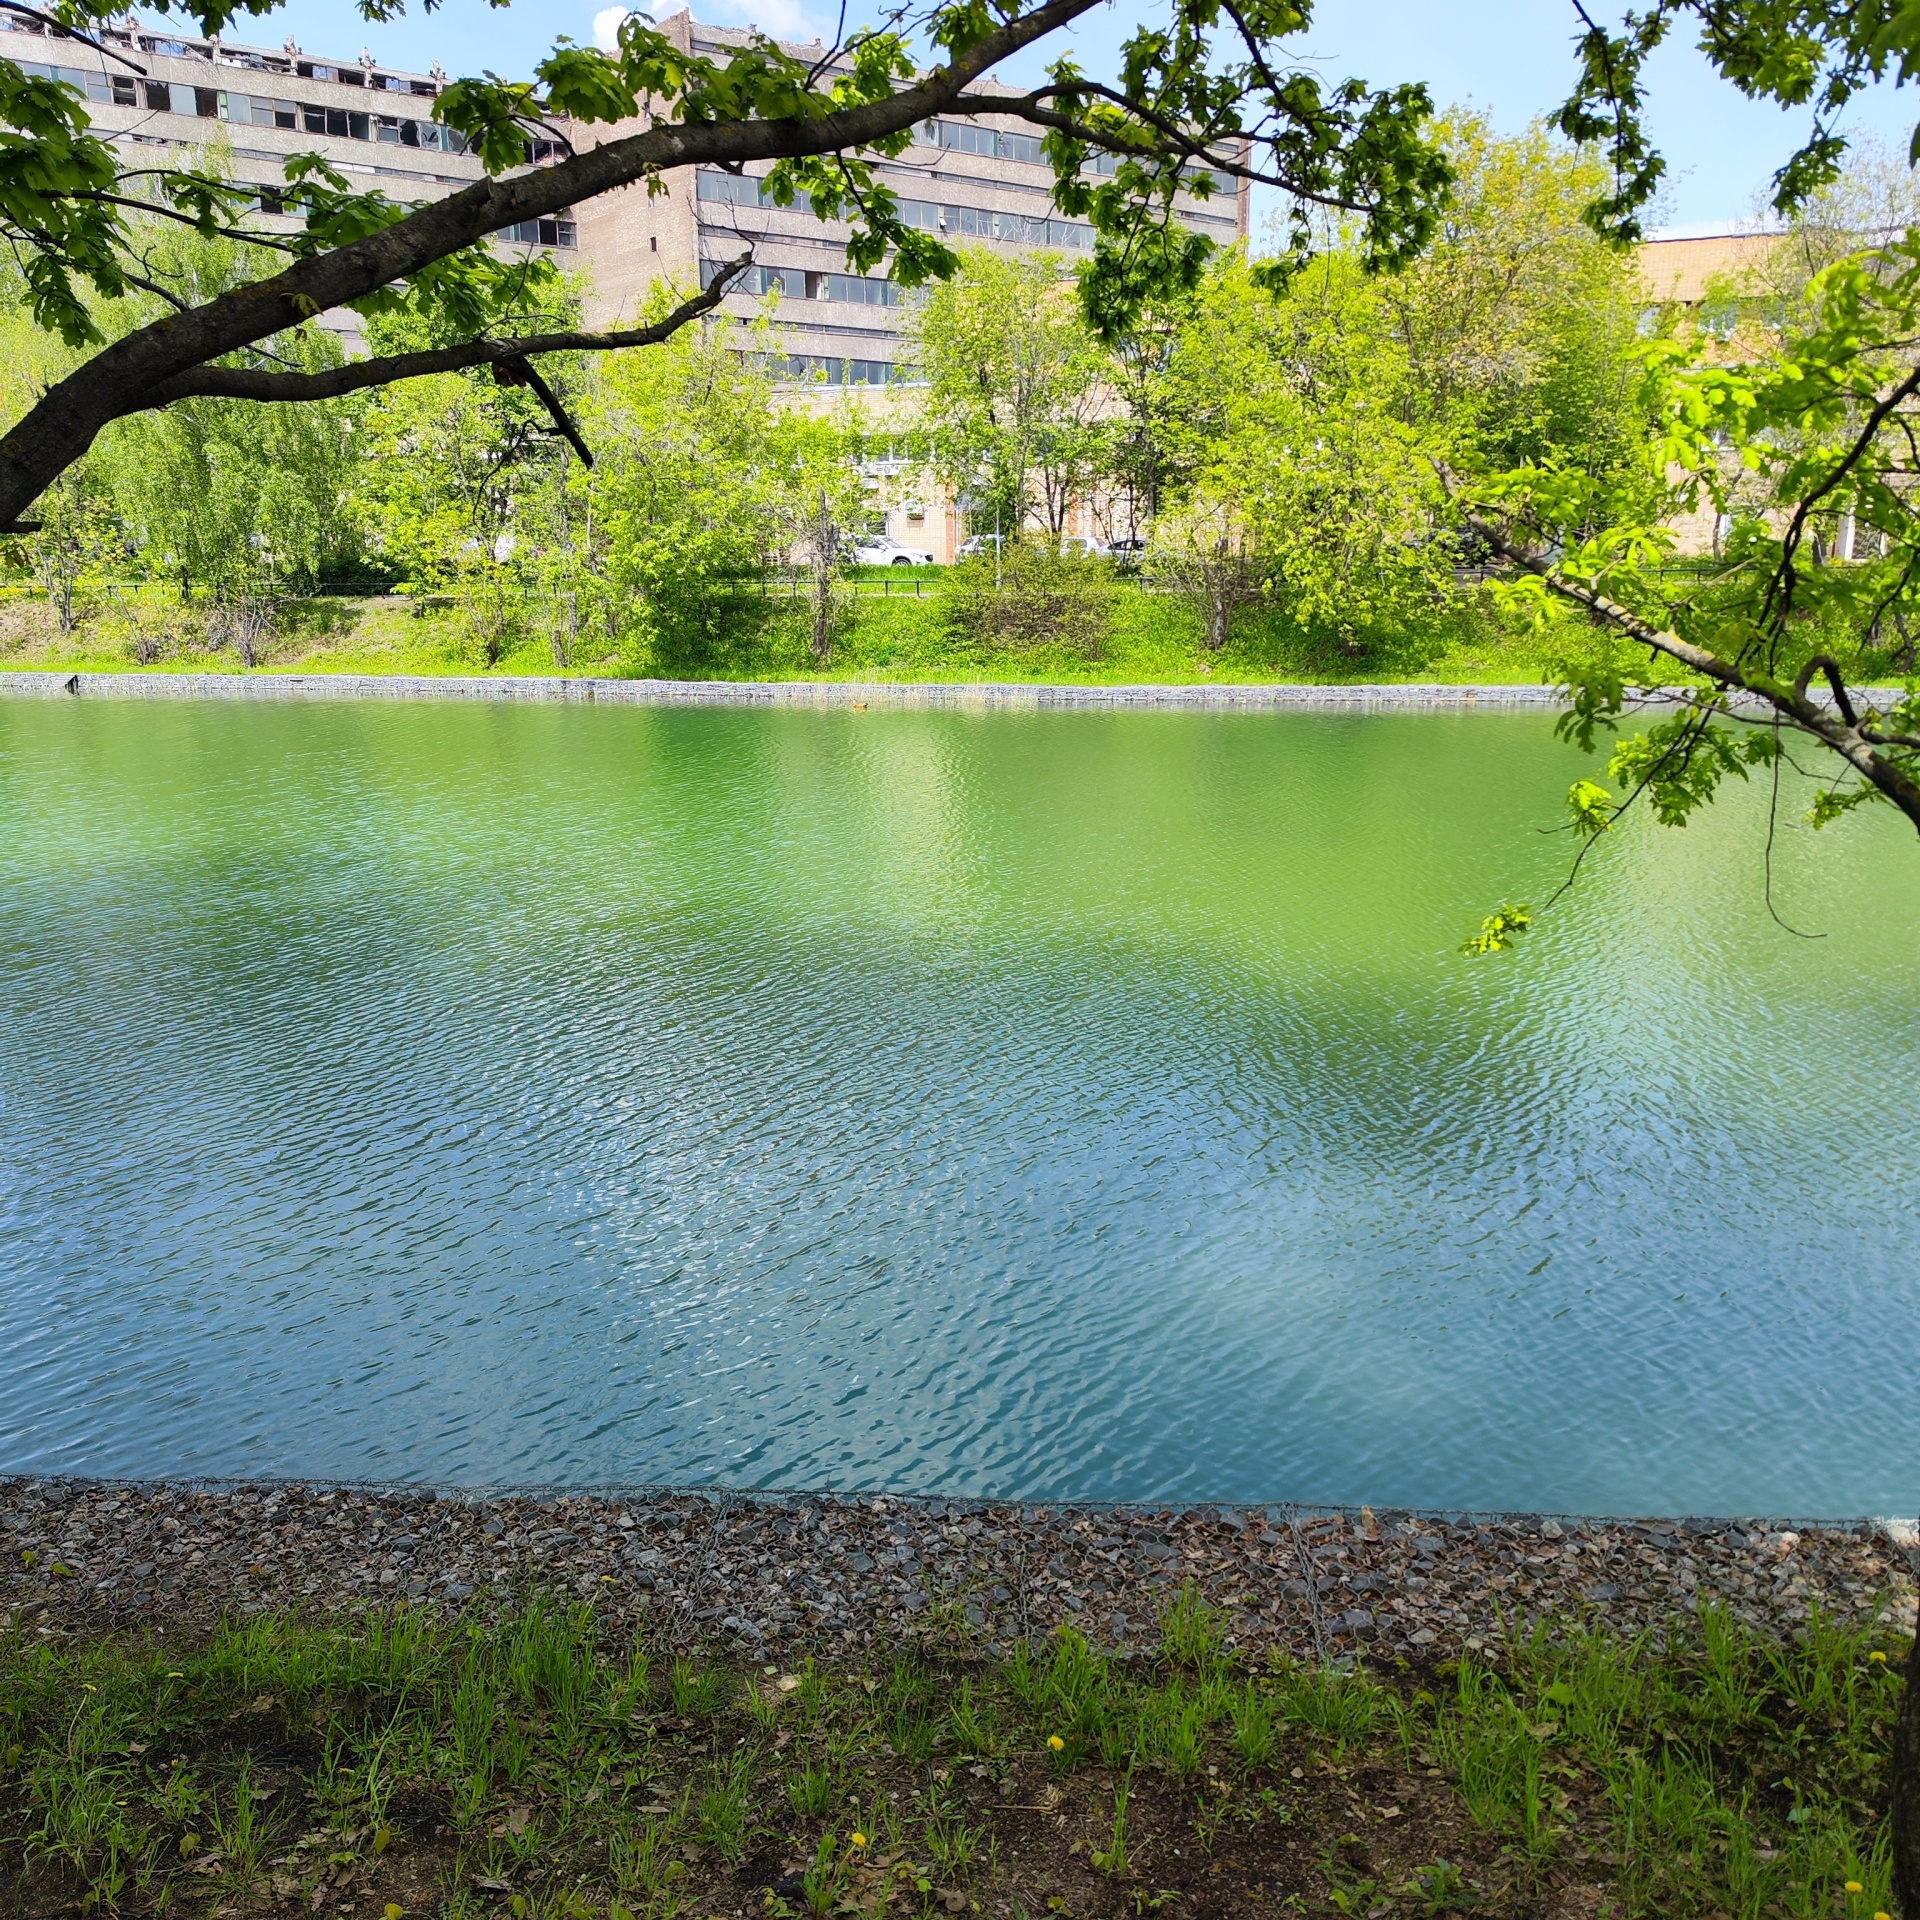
81, 1683, 95, 1693
1048, 1734, 1065, 1752
851, 1831, 868, 1849
1871, 1652, 1888, 1663
1845, 1882, 1863, 1895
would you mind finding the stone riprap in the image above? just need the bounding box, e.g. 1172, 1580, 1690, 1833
2, 1481, 1911, 1660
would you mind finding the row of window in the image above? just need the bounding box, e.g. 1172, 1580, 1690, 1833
696, 171, 1097, 249
103, 30, 439, 94
778, 355, 903, 386
23, 62, 477, 153
895, 198, 1095, 249
212, 185, 572, 246
915, 117, 1225, 193
729, 263, 907, 306
502, 217, 578, 248
919, 118, 1047, 167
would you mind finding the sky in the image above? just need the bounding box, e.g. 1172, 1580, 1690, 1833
212, 0, 1920, 233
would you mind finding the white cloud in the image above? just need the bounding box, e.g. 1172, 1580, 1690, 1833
593, 7, 634, 51
699, 0, 832, 44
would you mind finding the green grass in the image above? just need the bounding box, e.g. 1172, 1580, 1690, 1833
0, 573, 1610, 687
0, 1583, 1901, 1916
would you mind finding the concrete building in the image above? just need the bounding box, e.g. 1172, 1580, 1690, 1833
0, 8, 578, 338
575, 9, 1251, 389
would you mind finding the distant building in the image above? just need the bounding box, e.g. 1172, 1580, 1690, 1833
1637, 231, 1781, 309
0, 10, 575, 346
575, 10, 1250, 391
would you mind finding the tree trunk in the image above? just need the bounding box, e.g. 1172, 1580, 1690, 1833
1895, 1615, 1920, 1915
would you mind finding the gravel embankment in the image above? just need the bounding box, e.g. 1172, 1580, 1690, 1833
3, 1480, 1911, 1659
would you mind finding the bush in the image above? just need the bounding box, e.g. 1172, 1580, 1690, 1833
941, 543, 1115, 661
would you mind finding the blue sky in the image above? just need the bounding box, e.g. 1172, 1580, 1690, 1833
232, 0, 1919, 231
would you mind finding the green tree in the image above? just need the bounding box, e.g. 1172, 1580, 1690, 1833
0, 0, 1460, 534
581, 312, 792, 670
907, 249, 1114, 543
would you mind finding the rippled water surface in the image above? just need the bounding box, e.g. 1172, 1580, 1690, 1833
2, 697, 1916, 1515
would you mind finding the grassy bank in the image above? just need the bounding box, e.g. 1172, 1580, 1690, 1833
0, 574, 1595, 687
2, 1587, 1899, 1919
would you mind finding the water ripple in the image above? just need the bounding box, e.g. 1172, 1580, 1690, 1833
1, 700, 1916, 1512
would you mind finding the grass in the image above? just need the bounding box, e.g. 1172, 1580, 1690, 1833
0, 1583, 1901, 1917
0, 573, 1610, 687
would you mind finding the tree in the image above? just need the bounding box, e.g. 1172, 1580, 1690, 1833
1449, 233, 1920, 1912
0, 0, 1460, 537
907, 248, 1113, 543
1151, 245, 1448, 652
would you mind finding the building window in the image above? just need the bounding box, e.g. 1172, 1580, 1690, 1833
918, 118, 1045, 166
502, 216, 577, 249
697, 169, 776, 208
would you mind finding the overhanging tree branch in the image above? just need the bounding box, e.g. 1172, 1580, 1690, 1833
1455, 499, 1920, 834
0, 0, 1095, 527
140, 253, 754, 407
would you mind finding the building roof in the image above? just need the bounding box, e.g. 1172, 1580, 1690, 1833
1637, 231, 1780, 304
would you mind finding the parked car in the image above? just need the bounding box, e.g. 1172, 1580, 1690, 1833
1107, 535, 1149, 561
849, 533, 936, 567
1058, 534, 1109, 559
956, 533, 1005, 560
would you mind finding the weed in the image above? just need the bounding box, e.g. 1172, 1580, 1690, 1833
694, 1753, 750, 1863
1405, 1858, 1478, 1914
788, 1759, 836, 1820
1231, 1680, 1277, 1770
1158, 1584, 1225, 1673
1091, 1764, 1132, 1876
668, 1652, 730, 1721
926, 1803, 986, 1876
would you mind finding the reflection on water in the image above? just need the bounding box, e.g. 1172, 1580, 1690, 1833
0, 698, 1915, 1515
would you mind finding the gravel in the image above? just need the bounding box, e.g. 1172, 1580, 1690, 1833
3, 1480, 1911, 1660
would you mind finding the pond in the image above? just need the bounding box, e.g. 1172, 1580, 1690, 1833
1, 695, 1916, 1517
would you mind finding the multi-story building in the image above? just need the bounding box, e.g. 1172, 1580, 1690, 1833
577, 9, 1251, 387
0, 8, 577, 347
5, 8, 1243, 553
573, 11, 1248, 554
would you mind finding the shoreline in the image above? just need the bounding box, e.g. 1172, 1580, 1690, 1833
10, 1477, 1913, 1662
1, 669, 1578, 708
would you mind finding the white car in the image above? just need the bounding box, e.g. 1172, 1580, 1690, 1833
849, 533, 935, 567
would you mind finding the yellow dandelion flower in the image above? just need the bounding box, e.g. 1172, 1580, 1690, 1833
1048, 1734, 1065, 1752
1845, 1882, 1863, 1895
850, 1830, 868, 1849
1870, 1652, 1888, 1663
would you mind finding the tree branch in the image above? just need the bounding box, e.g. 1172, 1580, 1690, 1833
1455, 498, 1920, 834
0, 0, 1095, 524
141, 252, 754, 408
0, 0, 145, 73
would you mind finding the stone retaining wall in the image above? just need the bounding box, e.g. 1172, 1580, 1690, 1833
0, 670, 1574, 710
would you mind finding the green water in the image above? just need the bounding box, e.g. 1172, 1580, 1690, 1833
1, 696, 1915, 1514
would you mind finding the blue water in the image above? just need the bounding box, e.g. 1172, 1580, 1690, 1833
1, 696, 1915, 1515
